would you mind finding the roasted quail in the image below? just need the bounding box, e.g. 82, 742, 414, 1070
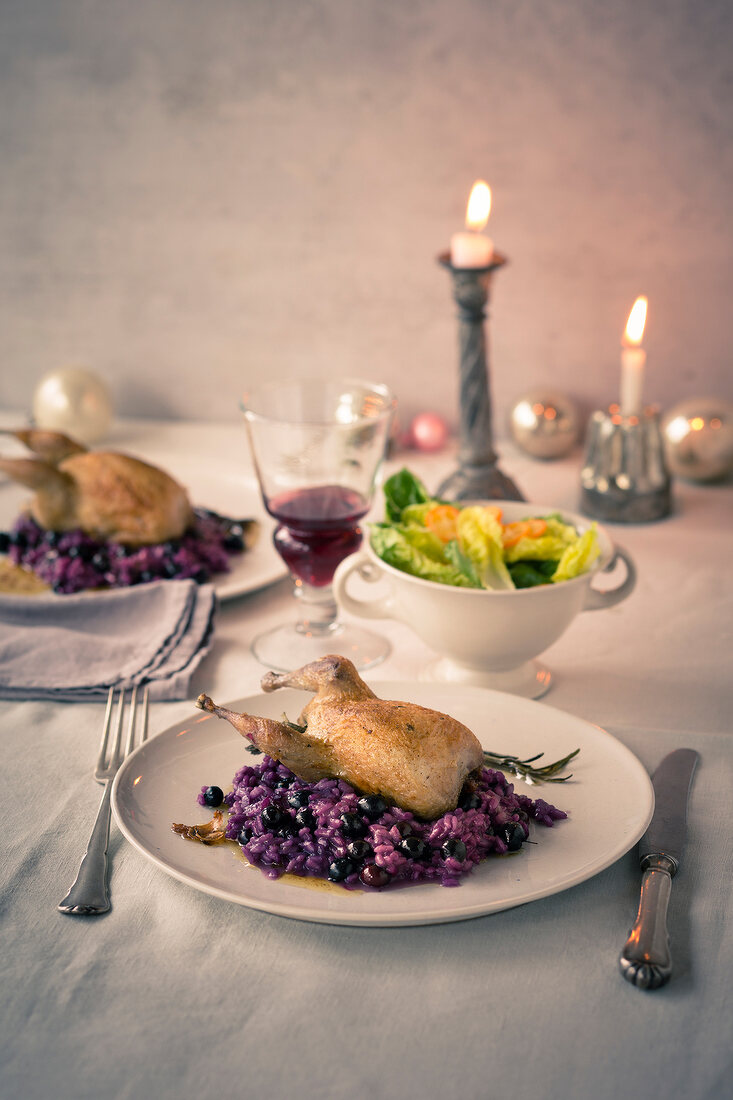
196, 655, 484, 818
0, 428, 194, 546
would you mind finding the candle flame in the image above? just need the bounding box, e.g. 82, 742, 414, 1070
624, 296, 648, 346
466, 181, 491, 232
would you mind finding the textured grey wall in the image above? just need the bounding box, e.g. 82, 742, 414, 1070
1, 0, 731, 431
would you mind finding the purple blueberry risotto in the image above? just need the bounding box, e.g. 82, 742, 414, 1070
181, 754, 568, 890
0, 509, 257, 594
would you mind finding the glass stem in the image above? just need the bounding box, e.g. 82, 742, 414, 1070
293, 580, 340, 637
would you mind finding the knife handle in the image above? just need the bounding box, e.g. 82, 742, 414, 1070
619, 854, 676, 989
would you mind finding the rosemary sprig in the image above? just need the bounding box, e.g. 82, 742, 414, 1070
483, 747, 580, 784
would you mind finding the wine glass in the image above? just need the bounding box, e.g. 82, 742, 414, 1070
241, 378, 395, 672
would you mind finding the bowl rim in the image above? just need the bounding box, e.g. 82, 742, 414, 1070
365, 500, 614, 597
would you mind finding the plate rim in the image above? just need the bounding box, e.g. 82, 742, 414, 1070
111, 681, 654, 927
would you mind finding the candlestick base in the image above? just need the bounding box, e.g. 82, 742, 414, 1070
437, 461, 525, 503
579, 406, 672, 523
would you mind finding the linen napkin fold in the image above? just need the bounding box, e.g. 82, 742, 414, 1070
0, 579, 216, 702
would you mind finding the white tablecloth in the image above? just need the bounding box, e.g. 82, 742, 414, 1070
1, 419, 731, 1100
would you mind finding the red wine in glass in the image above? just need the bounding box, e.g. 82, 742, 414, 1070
266, 485, 369, 587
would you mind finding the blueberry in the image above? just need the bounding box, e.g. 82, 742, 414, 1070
328, 857, 355, 882
192, 567, 209, 584
162, 561, 180, 578
237, 825, 253, 845
139, 571, 155, 583
11, 531, 28, 550
45, 531, 60, 548
0, 532, 10, 553
261, 805, 283, 829
203, 785, 224, 807
287, 790, 310, 809
66, 545, 81, 559
392, 820, 414, 838
459, 788, 481, 810
357, 795, 388, 819
91, 551, 109, 571
399, 836, 429, 861
501, 823, 526, 852
223, 533, 245, 552
346, 839, 374, 862
359, 864, 391, 888
295, 807, 316, 831
340, 812, 367, 838
440, 838, 467, 862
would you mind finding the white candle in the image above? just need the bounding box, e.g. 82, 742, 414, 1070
450, 181, 494, 268
620, 296, 648, 417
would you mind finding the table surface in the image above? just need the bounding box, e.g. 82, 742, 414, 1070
1, 418, 731, 1100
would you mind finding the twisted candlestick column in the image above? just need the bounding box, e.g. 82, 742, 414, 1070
437, 253, 524, 502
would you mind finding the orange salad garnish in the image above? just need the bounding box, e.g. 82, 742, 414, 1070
424, 504, 460, 543
501, 518, 548, 548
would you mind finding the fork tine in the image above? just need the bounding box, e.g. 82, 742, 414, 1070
95, 686, 117, 774
123, 685, 139, 758
140, 686, 149, 743
108, 689, 126, 771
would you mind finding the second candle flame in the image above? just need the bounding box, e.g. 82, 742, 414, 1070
466, 181, 492, 232
624, 296, 648, 346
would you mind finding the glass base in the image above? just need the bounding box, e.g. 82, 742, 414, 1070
251, 620, 391, 673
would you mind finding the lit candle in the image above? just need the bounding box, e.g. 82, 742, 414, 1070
450, 181, 494, 268
620, 295, 648, 417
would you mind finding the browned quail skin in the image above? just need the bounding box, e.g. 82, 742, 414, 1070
0, 428, 194, 546
196, 655, 484, 819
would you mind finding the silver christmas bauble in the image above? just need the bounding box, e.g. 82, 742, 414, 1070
661, 397, 733, 482
33, 367, 113, 444
508, 390, 580, 459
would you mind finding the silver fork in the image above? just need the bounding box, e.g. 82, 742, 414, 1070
58, 685, 149, 915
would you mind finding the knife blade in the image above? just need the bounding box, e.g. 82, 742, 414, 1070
619, 748, 699, 990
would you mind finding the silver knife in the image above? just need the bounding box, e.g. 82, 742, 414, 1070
619, 747, 699, 990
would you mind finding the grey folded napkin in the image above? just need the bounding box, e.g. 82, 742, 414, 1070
0, 579, 216, 702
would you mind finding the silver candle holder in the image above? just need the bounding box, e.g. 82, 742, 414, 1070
436, 251, 525, 502
580, 405, 672, 523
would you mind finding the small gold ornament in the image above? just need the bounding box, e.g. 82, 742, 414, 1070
508, 390, 580, 460
661, 398, 733, 482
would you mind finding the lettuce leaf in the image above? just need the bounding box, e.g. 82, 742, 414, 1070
551, 526, 601, 582
443, 540, 483, 588
382, 469, 431, 523
456, 506, 514, 590
370, 525, 476, 587
401, 501, 441, 527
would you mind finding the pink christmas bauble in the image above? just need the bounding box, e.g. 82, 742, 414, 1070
409, 412, 449, 453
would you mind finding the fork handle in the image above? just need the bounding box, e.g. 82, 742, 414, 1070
58, 781, 113, 915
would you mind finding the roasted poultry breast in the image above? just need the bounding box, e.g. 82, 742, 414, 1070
0, 428, 193, 546
197, 655, 484, 819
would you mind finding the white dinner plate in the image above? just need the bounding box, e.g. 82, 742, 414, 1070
111, 682, 654, 927
0, 449, 287, 602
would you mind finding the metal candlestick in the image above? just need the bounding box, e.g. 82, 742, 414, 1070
436, 251, 524, 501
580, 405, 672, 523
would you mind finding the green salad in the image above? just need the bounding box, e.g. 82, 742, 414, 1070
370, 469, 600, 590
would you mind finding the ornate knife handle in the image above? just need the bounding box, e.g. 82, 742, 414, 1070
619, 854, 677, 990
